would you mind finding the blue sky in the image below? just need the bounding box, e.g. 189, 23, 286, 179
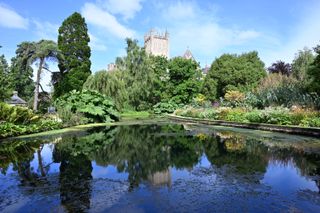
1, 0, 320, 90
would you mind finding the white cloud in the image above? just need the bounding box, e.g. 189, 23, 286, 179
102, 0, 144, 20
162, 1, 261, 64
164, 1, 196, 20
33, 20, 59, 40
237, 31, 261, 43
0, 4, 29, 29
89, 33, 108, 51
81, 3, 135, 39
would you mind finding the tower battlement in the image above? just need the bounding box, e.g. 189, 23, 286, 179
144, 29, 169, 58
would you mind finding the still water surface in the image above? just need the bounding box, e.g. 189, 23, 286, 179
0, 122, 320, 212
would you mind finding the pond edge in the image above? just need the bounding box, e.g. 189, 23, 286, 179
167, 114, 320, 137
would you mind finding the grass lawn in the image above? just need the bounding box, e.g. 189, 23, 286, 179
120, 110, 151, 120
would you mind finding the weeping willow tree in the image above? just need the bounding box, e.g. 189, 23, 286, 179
84, 39, 162, 111
117, 38, 156, 110
83, 70, 128, 110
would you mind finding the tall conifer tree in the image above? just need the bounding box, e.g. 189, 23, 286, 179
54, 12, 91, 98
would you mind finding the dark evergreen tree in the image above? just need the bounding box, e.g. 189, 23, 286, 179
9, 42, 35, 101
0, 53, 11, 101
53, 12, 91, 98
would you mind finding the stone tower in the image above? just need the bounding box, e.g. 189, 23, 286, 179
144, 29, 169, 58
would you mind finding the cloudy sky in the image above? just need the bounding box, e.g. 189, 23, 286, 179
1, 0, 320, 90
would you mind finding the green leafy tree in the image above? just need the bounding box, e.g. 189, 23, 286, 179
167, 57, 202, 104
9, 42, 35, 100
203, 51, 266, 100
54, 12, 91, 99
292, 47, 314, 81
308, 45, 320, 94
31, 40, 58, 111
150, 55, 169, 103
83, 70, 128, 110
0, 53, 11, 101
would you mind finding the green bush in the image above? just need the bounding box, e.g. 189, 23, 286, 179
224, 109, 248, 122
0, 102, 38, 124
245, 110, 264, 123
198, 109, 219, 119
0, 120, 62, 138
300, 117, 320, 127
55, 90, 120, 123
57, 107, 89, 127
0, 102, 64, 138
153, 101, 179, 114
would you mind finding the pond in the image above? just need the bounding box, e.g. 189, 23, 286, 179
0, 121, 320, 212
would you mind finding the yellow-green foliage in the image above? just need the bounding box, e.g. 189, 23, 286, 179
0, 102, 38, 124
0, 102, 62, 138
224, 91, 245, 103
194, 94, 206, 106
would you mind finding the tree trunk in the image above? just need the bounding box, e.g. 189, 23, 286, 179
33, 58, 44, 111
37, 145, 46, 177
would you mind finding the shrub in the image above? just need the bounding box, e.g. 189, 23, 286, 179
300, 117, 320, 127
57, 107, 89, 127
192, 94, 209, 108
198, 109, 219, 119
224, 108, 247, 122
0, 102, 38, 124
0, 120, 62, 138
55, 90, 120, 123
251, 74, 320, 109
224, 90, 245, 107
153, 101, 179, 114
174, 106, 320, 128
245, 110, 265, 123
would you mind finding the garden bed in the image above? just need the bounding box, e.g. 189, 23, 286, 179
168, 114, 320, 137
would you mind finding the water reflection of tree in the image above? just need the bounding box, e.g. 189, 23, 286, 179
2, 124, 320, 196
0, 140, 40, 175
201, 132, 269, 175
53, 139, 93, 213
53, 124, 202, 191
268, 147, 320, 193
115, 125, 202, 189
0, 139, 51, 187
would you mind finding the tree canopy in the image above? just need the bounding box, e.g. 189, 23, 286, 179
53, 12, 91, 99
203, 51, 266, 100
307, 45, 320, 94
292, 48, 314, 81
8, 42, 35, 100
0, 54, 10, 101
268, 60, 292, 76
83, 70, 128, 111
167, 57, 202, 104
